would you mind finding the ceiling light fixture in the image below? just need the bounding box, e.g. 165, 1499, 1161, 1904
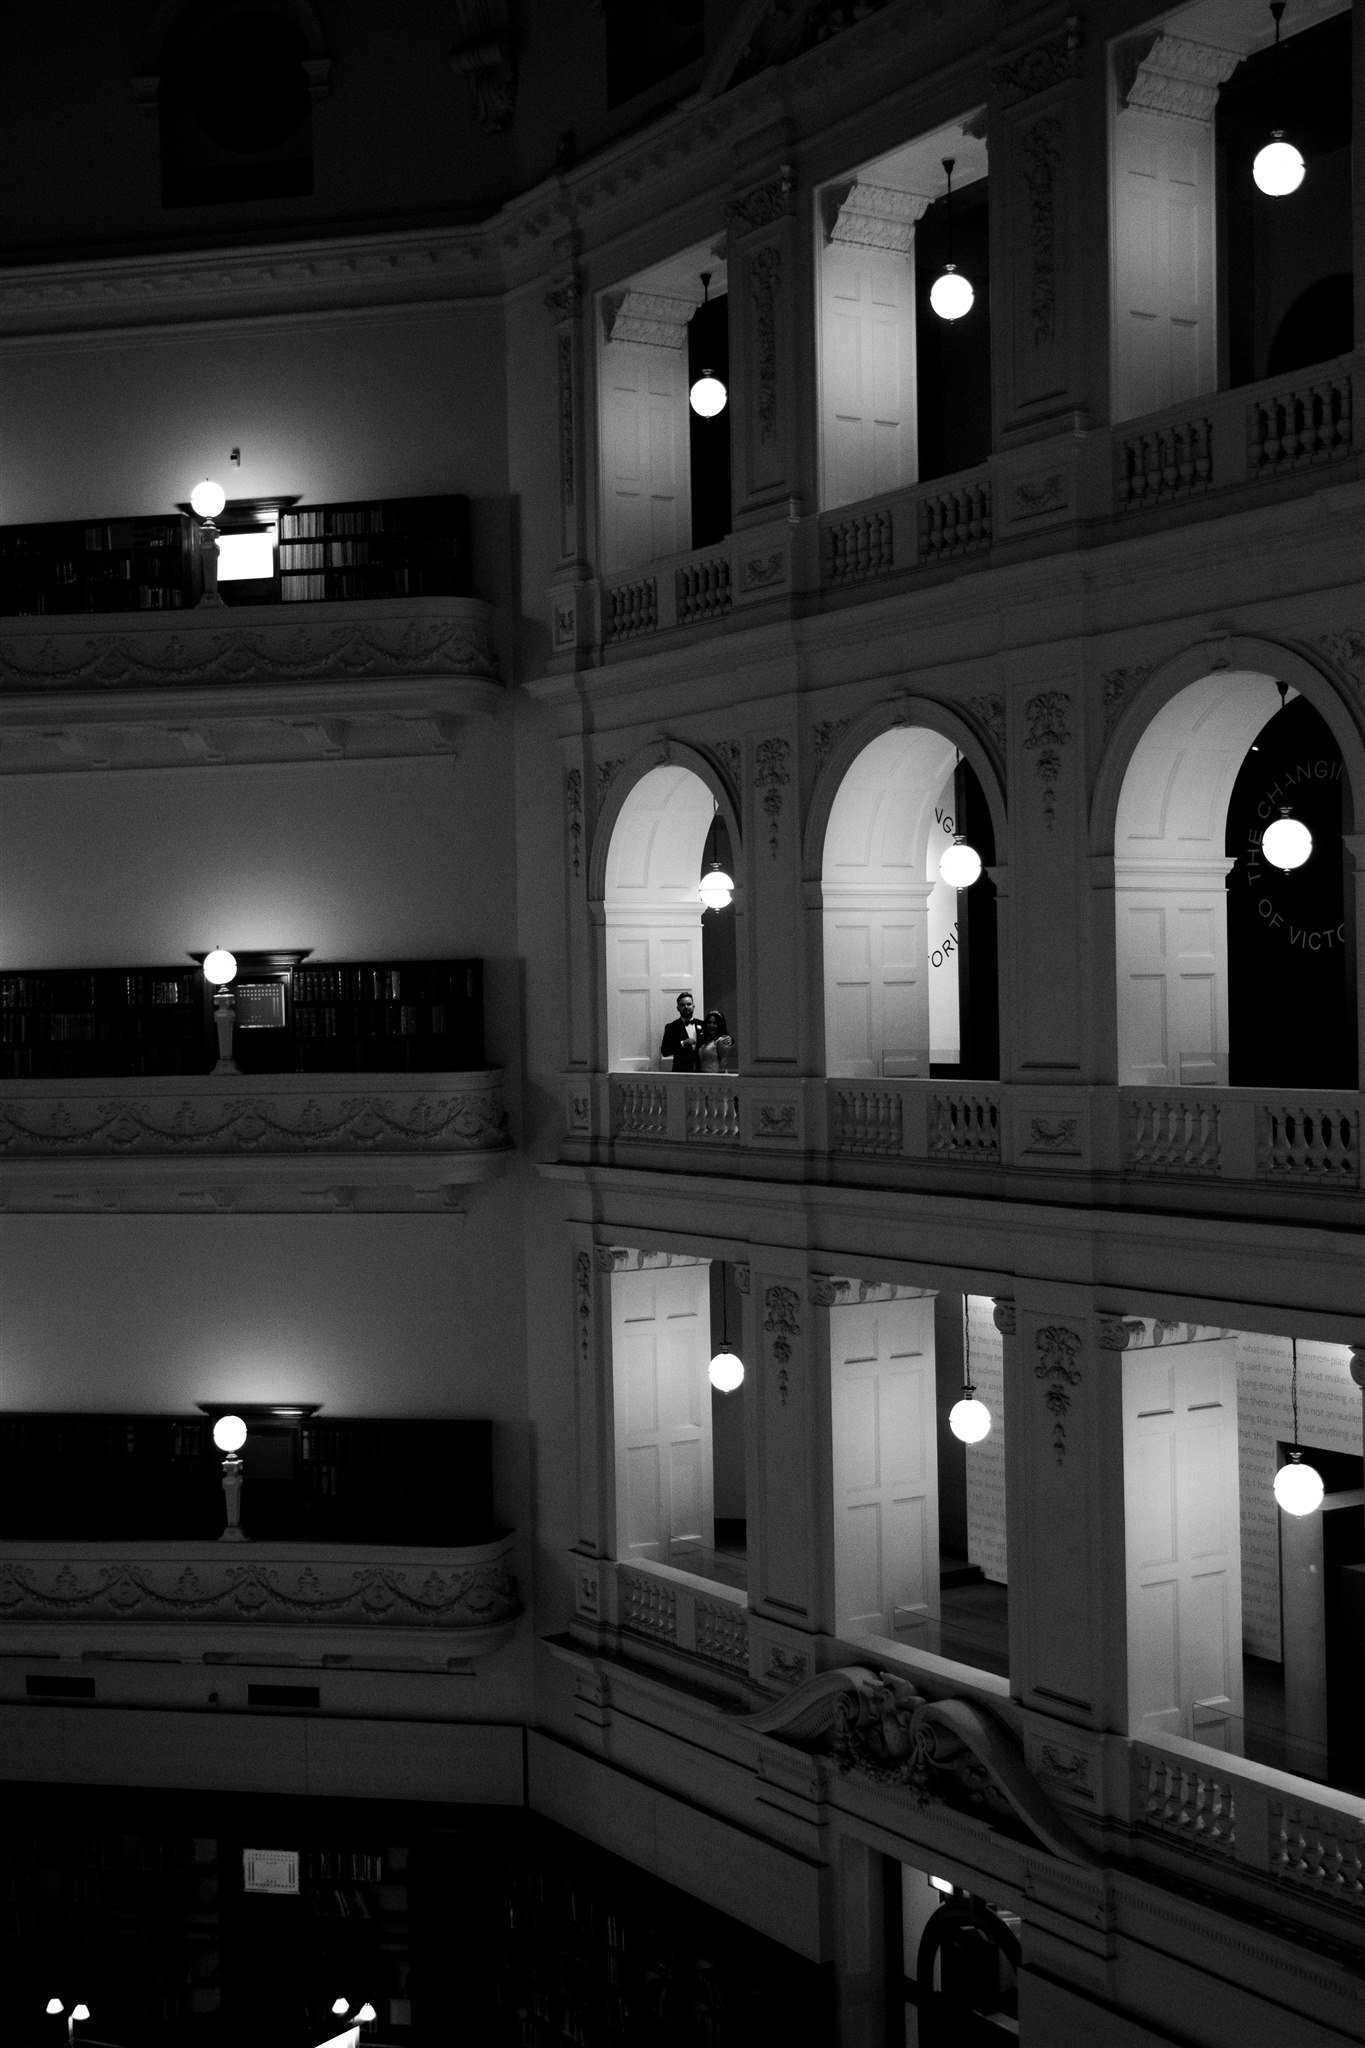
1272, 1337, 1324, 1515
930, 158, 975, 322
1252, 4, 1305, 196
708, 1261, 744, 1393
698, 801, 734, 910
938, 751, 983, 888
689, 272, 728, 418
949, 1295, 992, 1443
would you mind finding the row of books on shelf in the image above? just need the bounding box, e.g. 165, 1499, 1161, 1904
279, 541, 379, 569
302, 1849, 388, 1884
292, 1004, 463, 1040
281, 565, 458, 601
1, 973, 196, 1008
280, 507, 395, 539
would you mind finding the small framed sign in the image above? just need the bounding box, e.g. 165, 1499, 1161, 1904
243, 1847, 299, 1894
235, 980, 287, 1030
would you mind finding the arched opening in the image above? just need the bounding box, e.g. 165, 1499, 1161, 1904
1114, 669, 1357, 1089
603, 764, 737, 1072
822, 728, 998, 1079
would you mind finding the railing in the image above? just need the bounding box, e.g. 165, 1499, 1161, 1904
605, 575, 658, 642
823, 505, 894, 585
1257, 1098, 1359, 1181
1131, 1737, 1365, 1919
1117, 415, 1213, 511
1124, 1091, 1222, 1174
831, 1086, 904, 1154
917, 473, 992, 559
675, 547, 732, 623
1248, 368, 1353, 476
817, 467, 993, 590
610, 1077, 669, 1139
685, 1081, 741, 1140
1122, 1087, 1360, 1188
929, 1088, 1001, 1161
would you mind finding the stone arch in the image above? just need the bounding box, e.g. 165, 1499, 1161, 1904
804, 699, 1008, 1080
589, 742, 744, 1073
1093, 636, 1364, 1089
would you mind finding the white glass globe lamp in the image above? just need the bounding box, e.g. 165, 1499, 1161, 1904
708, 1350, 745, 1394
212, 1413, 248, 1454
1262, 811, 1312, 872
203, 947, 237, 986
1273, 1451, 1324, 1516
689, 371, 728, 418
939, 837, 983, 889
1253, 133, 1305, 197
698, 865, 734, 911
190, 478, 227, 520
949, 1392, 992, 1444
930, 264, 974, 322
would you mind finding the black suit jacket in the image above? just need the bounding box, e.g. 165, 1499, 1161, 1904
659, 1018, 702, 1071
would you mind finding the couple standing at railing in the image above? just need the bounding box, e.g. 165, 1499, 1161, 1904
659, 991, 734, 1073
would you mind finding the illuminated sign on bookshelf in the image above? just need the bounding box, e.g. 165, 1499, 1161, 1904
235, 981, 287, 1030
243, 1847, 299, 1894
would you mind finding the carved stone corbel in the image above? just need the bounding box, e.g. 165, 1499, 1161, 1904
449, 0, 516, 131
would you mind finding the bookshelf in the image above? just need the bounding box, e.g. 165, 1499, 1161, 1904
0, 958, 484, 1080
0, 515, 194, 615
0, 966, 209, 1082
277, 494, 471, 603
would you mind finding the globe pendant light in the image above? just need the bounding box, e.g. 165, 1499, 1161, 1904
708, 1262, 744, 1393
698, 802, 734, 910
929, 158, 975, 323
1262, 807, 1312, 872
1272, 1338, 1324, 1515
1252, 5, 1305, 196
948, 1295, 992, 1444
689, 272, 729, 418
938, 752, 983, 889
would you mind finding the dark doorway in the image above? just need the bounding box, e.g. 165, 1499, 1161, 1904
688, 291, 731, 549
915, 179, 992, 481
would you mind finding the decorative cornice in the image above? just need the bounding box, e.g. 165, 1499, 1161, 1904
1034, 1325, 1083, 1462
763, 1283, 800, 1403
741, 1666, 1097, 1866
1098, 1315, 1236, 1351
809, 1276, 934, 1307
826, 180, 929, 254
1118, 33, 1240, 125
0, 1534, 519, 1648
592, 1246, 705, 1272
607, 287, 698, 350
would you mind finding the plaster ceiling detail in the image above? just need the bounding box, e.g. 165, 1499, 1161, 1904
607, 288, 700, 350
826, 180, 930, 254
1118, 32, 1241, 122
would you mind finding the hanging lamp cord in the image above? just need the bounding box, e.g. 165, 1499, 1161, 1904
963, 1294, 974, 1398
1290, 1334, 1300, 1451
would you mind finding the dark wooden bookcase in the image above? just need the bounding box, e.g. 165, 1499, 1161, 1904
276, 494, 471, 603
0, 966, 209, 1081
0, 515, 194, 615
280, 959, 484, 1074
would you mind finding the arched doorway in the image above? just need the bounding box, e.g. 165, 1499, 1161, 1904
602, 764, 738, 1071
1113, 669, 1357, 1089
821, 728, 998, 1079
914, 1894, 1021, 2045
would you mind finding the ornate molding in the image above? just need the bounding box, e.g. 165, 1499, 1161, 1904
1014, 469, 1067, 518
992, 1298, 1017, 1336
556, 332, 576, 517
733, 1261, 751, 1296
1102, 662, 1156, 738
544, 276, 584, 321
749, 245, 783, 445
810, 1276, 934, 1307
575, 1248, 593, 1374
593, 1246, 705, 1272
607, 288, 697, 351
565, 766, 584, 878
1098, 1315, 1236, 1351
966, 694, 1006, 755
1027, 1116, 1079, 1153
1316, 631, 1365, 698
753, 735, 792, 856
0, 1534, 519, 1646
448, 0, 516, 132
826, 180, 929, 254
812, 716, 850, 770
727, 167, 795, 236
1034, 1325, 1083, 1463
742, 1666, 1097, 1866
712, 736, 742, 791
1023, 688, 1072, 829
763, 1284, 801, 1404
1118, 33, 1240, 125
1019, 117, 1064, 351
992, 21, 1082, 106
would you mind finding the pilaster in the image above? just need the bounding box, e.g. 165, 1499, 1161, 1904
726, 151, 802, 529
567, 1234, 618, 1567
746, 1254, 826, 1633
544, 266, 598, 670
742, 724, 805, 1075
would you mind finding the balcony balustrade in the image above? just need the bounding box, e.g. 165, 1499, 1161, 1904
569, 354, 1361, 665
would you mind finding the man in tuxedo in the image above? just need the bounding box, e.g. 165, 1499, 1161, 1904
659, 990, 702, 1071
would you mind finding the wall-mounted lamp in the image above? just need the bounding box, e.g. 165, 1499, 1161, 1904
201, 947, 240, 1073
1252, 4, 1305, 196
190, 479, 227, 608
948, 1295, 992, 1444
212, 1413, 250, 1541
929, 159, 975, 323
689, 272, 729, 418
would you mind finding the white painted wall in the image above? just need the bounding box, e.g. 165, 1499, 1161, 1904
822, 727, 957, 1077
1114, 671, 1283, 1085
603, 765, 714, 1069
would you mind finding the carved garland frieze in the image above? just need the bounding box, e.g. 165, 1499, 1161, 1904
1034, 1325, 1083, 1463
763, 1284, 801, 1404
0, 1088, 510, 1159
595, 757, 624, 806
0, 613, 500, 694
565, 766, 583, 878
753, 735, 792, 856
0, 1549, 520, 1631
726, 167, 795, 237
1023, 689, 1072, 829
749, 246, 783, 445
992, 20, 1082, 106
575, 1249, 592, 1374
556, 333, 576, 512
1019, 117, 1064, 351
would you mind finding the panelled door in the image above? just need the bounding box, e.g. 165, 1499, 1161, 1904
824, 899, 931, 1077
612, 1262, 713, 1565
1123, 1342, 1243, 1750
604, 913, 704, 1070
819, 239, 919, 511
1115, 872, 1228, 1087
600, 338, 690, 572
830, 1296, 938, 1638
1112, 105, 1217, 422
